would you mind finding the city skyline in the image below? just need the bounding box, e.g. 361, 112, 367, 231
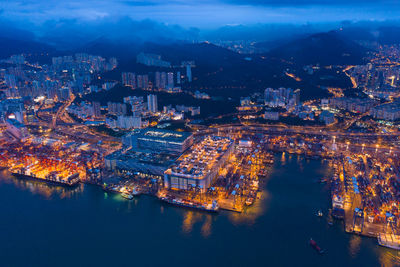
1, 1, 400, 266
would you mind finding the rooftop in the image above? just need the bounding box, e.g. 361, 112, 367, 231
106, 148, 175, 167
135, 128, 192, 143
165, 136, 233, 179
6, 118, 25, 128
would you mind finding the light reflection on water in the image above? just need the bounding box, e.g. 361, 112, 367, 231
281, 152, 286, 165
182, 211, 201, 234
2, 156, 400, 265
228, 189, 269, 226
297, 155, 304, 172
379, 248, 400, 267
180, 211, 216, 238
348, 235, 362, 257
179, 187, 269, 237
201, 214, 213, 237
228, 162, 273, 227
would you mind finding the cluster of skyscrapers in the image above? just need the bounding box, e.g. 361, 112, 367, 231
121, 58, 193, 92
0, 53, 118, 101
350, 47, 400, 100
122, 70, 191, 91
264, 87, 300, 108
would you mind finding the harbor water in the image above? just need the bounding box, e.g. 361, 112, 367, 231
0, 153, 399, 266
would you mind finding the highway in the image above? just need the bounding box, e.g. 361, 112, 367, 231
51, 94, 75, 129
194, 123, 400, 141
192, 123, 400, 155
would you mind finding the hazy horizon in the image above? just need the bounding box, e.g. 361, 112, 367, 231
1, 0, 400, 27
1, 0, 400, 49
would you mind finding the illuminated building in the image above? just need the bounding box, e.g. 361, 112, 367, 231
6, 118, 29, 140
136, 52, 171, 68
121, 72, 136, 88
147, 94, 158, 113
104, 149, 176, 177
186, 64, 192, 82
167, 72, 174, 89
122, 128, 193, 155
370, 101, 400, 121
164, 136, 234, 192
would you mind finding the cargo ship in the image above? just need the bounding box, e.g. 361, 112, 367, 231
331, 173, 345, 219
11, 168, 80, 187
159, 194, 219, 212
331, 194, 345, 219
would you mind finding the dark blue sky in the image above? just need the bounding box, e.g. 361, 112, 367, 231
1, 0, 399, 28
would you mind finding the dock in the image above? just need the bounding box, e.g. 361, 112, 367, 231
218, 198, 244, 212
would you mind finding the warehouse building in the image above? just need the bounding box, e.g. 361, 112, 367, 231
105, 149, 177, 178
164, 136, 234, 192
122, 128, 193, 155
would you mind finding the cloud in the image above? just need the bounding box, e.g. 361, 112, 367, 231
223, 0, 400, 6
0, 0, 399, 28
31, 16, 202, 49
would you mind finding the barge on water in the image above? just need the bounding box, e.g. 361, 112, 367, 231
121, 192, 134, 200
378, 233, 400, 250
11, 168, 80, 187
309, 238, 324, 254
160, 195, 219, 212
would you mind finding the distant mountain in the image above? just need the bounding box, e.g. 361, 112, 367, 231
0, 23, 36, 42
254, 34, 310, 52
76, 37, 143, 59
202, 23, 323, 43
140, 42, 246, 67
0, 37, 55, 59
86, 38, 344, 101
335, 25, 400, 45
376, 26, 400, 45
335, 27, 376, 43
267, 31, 368, 66
97, 41, 251, 74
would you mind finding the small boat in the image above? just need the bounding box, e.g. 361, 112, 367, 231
245, 197, 254, 206
316, 210, 323, 217
309, 238, 324, 254
121, 192, 133, 200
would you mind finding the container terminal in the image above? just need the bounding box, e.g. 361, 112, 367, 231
1, 124, 400, 249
